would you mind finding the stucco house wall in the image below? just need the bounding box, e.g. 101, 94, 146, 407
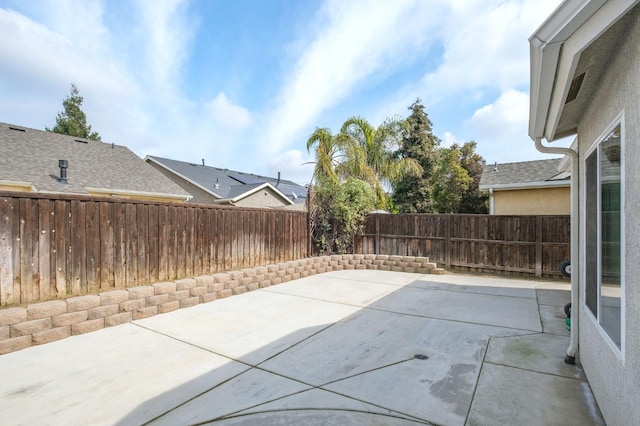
575, 7, 640, 424
147, 161, 218, 204
233, 188, 290, 208
493, 187, 570, 215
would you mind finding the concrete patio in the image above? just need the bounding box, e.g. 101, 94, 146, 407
0, 270, 604, 425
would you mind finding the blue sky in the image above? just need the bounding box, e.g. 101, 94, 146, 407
0, 0, 566, 185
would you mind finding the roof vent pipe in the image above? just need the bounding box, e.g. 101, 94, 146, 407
493, 162, 498, 172
277, 171, 281, 187
58, 160, 68, 184
202, 159, 205, 166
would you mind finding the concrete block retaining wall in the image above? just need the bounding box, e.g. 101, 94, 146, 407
0, 255, 443, 355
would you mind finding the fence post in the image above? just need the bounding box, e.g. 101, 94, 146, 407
445, 215, 451, 268
375, 214, 380, 255
535, 215, 543, 277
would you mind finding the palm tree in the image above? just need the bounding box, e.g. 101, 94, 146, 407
306, 127, 342, 185
338, 116, 421, 207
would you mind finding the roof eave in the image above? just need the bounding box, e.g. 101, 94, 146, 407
529, 0, 611, 142
227, 182, 295, 205
479, 180, 571, 192
84, 187, 192, 202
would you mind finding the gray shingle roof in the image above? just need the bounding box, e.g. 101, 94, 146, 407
146, 156, 307, 203
0, 122, 190, 199
479, 158, 570, 190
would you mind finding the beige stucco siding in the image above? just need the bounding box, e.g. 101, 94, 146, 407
493, 187, 570, 215
147, 162, 217, 204
575, 7, 640, 426
233, 188, 289, 208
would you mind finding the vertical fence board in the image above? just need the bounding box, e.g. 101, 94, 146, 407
70, 200, 86, 294
18, 198, 35, 303
158, 205, 169, 282
125, 204, 138, 287
37, 199, 52, 301
167, 205, 177, 280
113, 203, 126, 288
54, 200, 69, 297
99, 202, 115, 290
137, 204, 149, 285
173, 205, 182, 280
185, 207, 194, 278
85, 201, 100, 293
0, 198, 15, 306
148, 204, 159, 283
11, 198, 21, 303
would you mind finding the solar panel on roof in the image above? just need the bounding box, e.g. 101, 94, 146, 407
228, 173, 266, 185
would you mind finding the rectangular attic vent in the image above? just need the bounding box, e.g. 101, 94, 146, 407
565, 72, 585, 104
8, 126, 25, 132
74, 139, 88, 144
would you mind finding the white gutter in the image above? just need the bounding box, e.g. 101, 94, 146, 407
534, 138, 579, 364
479, 179, 570, 192
84, 187, 192, 202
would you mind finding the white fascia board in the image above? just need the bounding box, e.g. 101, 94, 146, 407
529, 40, 562, 138
479, 180, 570, 192
144, 156, 222, 199
84, 187, 192, 201
0, 179, 35, 190
228, 182, 295, 205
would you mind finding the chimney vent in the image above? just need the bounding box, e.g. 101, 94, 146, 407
493, 162, 498, 172
58, 160, 68, 184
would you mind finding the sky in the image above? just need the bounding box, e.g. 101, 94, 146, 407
0, 0, 568, 185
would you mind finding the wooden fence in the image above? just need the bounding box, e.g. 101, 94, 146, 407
0, 192, 308, 306
355, 213, 570, 278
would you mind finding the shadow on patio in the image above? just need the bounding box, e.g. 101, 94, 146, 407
0, 271, 603, 425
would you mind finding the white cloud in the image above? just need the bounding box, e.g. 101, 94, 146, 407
268, 149, 314, 185
371, 0, 562, 122
441, 132, 459, 148
260, 0, 443, 156
132, 0, 194, 98
468, 89, 529, 139
206, 93, 252, 131
466, 89, 544, 162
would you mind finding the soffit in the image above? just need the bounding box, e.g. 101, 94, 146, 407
553, 6, 637, 139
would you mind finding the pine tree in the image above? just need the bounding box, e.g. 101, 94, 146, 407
47, 83, 101, 141
392, 99, 440, 213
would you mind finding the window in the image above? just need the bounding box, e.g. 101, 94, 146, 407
585, 123, 623, 350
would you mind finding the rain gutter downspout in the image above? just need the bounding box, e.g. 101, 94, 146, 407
534, 137, 579, 365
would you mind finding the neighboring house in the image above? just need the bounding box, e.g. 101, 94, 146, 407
0, 122, 191, 202
479, 158, 570, 215
529, 1, 639, 424
145, 156, 307, 209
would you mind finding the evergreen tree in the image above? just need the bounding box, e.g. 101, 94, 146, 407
431, 141, 489, 213
392, 99, 440, 213
47, 83, 101, 141
457, 141, 489, 214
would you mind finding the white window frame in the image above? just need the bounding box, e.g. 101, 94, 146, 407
582, 111, 625, 360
